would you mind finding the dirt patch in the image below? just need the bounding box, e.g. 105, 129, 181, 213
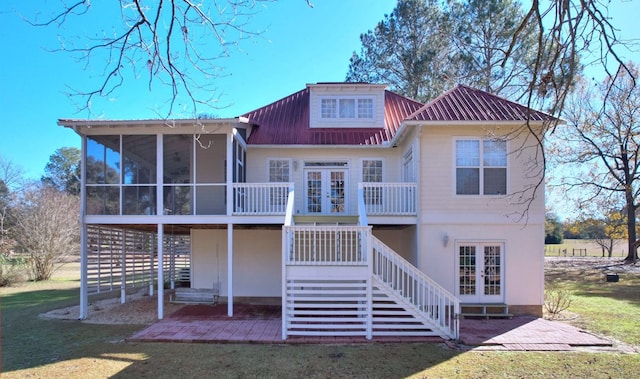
40, 289, 186, 325
545, 256, 640, 276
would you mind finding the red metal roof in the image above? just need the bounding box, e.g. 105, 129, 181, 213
242, 88, 424, 145
407, 84, 556, 122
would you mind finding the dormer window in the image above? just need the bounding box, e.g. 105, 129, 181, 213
321, 96, 375, 120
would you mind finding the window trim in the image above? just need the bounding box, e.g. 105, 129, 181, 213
267, 158, 292, 182
454, 137, 508, 196
317, 95, 376, 125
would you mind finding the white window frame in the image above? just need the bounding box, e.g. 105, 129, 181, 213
361, 158, 384, 206
267, 159, 291, 182
454, 138, 507, 196
319, 96, 376, 121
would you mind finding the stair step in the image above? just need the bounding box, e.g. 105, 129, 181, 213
460, 303, 511, 319
461, 313, 513, 319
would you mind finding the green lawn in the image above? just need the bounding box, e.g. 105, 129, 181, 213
1, 262, 639, 378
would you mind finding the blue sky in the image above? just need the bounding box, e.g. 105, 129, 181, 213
0, 0, 396, 180
0, 0, 638, 182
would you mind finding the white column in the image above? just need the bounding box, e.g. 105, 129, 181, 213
158, 223, 164, 319
79, 135, 88, 319
226, 133, 234, 216
157, 135, 165, 320
227, 223, 233, 317
365, 227, 373, 340
79, 224, 88, 319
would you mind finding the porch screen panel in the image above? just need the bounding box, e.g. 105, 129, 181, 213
163, 135, 193, 215
123, 135, 157, 215
195, 134, 226, 215
85, 136, 120, 215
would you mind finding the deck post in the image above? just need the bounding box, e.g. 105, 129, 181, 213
157, 223, 164, 320
227, 223, 233, 317
365, 227, 373, 340
79, 224, 88, 319
281, 226, 288, 340
79, 135, 88, 319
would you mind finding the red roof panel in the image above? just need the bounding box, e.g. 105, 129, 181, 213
243, 88, 424, 145
408, 84, 556, 122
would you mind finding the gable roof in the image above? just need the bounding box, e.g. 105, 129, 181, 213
407, 84, 557, 123
242, 87, 424, 145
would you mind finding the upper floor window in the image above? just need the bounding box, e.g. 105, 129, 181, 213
321, 97, 375, 120
456, 139, 507, 195
269, 159, 290, 182
362, 159, 383, 206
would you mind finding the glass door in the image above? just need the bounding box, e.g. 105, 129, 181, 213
457, 243, 504, 303
305, 169, 346, 214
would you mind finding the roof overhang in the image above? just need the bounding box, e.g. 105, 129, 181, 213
58, 118, 244, 135
390, 118, 560, 146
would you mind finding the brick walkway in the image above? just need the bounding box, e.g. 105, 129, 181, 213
127, 304, 616, 351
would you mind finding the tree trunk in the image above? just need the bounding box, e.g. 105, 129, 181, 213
624, 190, 637, 263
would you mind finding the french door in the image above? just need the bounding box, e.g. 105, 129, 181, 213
305, 169, 347, 214
456, 242, 504, 303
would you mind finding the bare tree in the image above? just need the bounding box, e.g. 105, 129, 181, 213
26, 0, 271, 117
0, 157, 25, 248
502, 1, 637, 230
551, 64, 640, 263
10, 185, 80, 281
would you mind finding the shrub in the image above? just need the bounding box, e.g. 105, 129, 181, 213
0, 254, 27, 286
544, 285, 573, 318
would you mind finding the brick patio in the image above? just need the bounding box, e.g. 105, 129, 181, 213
126, 304, 615, 351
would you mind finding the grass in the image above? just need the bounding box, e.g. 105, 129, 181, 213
546, 266, 640, 346
2, 261, 640, 378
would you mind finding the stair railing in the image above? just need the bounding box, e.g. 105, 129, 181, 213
371, 236, 459, 339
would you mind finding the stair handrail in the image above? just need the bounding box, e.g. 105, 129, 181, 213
371, 236, 459, 339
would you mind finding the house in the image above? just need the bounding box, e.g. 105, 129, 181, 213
58, 83, 556, 340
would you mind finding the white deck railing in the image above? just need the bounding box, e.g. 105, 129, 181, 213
371, 237, 459, 339
359, 182, 417, 215
283, 225, 371, 265
233, 183, 293, 215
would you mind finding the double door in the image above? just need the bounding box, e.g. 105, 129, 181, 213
457, 243, 504, 303
305, 169, 346, 214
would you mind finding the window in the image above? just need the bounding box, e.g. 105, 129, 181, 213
362, 159, 383, 206
269, 160, 290, 182
320, 97, 374, 120
456, 139, 507, 195
358, 98, 373, 118
321, 99, 337, 118
269, 159, 290, 209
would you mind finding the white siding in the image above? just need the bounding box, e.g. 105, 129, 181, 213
191, 229, 281, 297
246, 147, 402, 215
417, 124, 545, 307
